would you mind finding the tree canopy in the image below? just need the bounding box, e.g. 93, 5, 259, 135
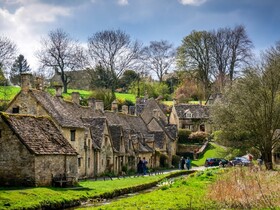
211, 41, 280, 170
10, 54, 31, 85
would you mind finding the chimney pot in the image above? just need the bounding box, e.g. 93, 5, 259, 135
71, 92, 80, 105
21, 73, 32, 93
54, 85, 63, 97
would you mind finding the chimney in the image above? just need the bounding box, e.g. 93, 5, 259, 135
111, 100, 118, 112
21, 73, 32, 93
88, 98, 104, 113
153, 109, 160, 120
71, 92, 80, 105
54, 85, 63, 97
35, 76, 44, 90
122, 105, 128, 115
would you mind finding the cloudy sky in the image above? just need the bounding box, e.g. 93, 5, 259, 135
0, 0, 279, 70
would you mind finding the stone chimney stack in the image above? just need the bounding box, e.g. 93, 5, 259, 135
72, 92, 80, 105
88, 98, 104, 113
54, 85, 63, 97
122, 105, 128, 115
21, 73, 32, 93
111, 100, 118, 112
35, 76, 44, 90
153, 109, 160, 120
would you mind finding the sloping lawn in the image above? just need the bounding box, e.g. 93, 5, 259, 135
192, 142, 227, 167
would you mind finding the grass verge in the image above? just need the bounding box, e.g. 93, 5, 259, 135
0, 171, 192, 210
192, 142, 228, 167
84, 168, 220, 209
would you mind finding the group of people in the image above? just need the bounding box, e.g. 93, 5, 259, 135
180, 157, 191, 170
137, 157, 148, 175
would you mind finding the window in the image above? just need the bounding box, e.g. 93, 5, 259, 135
12, 106, 19, 113
78, 158, 81, 167
0, 129, 2, 138
184, 109, 192, 118
88, 158, 90, 168
70, 130, 76, 141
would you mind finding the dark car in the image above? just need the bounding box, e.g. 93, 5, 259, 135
204, 158, 229, 167
230, 157, 251, 166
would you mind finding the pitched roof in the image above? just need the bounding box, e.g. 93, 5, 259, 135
153, 131, 166, 149
30, 89, 99, 128
82, 117, 107, 149
1, 113, 77, 155
108, 124, 123, 152
104, 111, 149, 135
174, 104, 209, 119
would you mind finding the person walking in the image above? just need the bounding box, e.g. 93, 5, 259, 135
142, 157, 148, 175
137, 159, 143, 175
186, 157, 191, 170
180, 157, 185, 170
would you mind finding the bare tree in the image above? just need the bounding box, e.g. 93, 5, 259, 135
37, 28, 86, 93
210, 27, 231, 91
228, 25, 253, 82
142, 40, 175, 83
87, 29, 142, 91
177, 30, 213, 99
0, 36, 17, 70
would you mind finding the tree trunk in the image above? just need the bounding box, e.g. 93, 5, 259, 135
262, 149, 273, 170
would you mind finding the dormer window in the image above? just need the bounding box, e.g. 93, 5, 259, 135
184, 110, 192, 118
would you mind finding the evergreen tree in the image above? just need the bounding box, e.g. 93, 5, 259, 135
10, 54, 31, 85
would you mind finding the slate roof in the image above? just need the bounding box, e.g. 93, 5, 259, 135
30, 89, 99, 128
104, 112, 149, 135
153, 131, 166, 149
1, 113, 77, 155
108, 124, 123, 152
174, 104, 209, 119
82, 117, 107, 150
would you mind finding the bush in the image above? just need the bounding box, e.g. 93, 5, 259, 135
178, 129, 192, 143
171, 155, 181, 168
188, 131, 209, 143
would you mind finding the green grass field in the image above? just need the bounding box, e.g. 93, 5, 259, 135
0, 172, 188, 209
86, 168, 220, 210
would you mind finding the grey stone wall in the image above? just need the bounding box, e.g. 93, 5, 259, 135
35, 155, 78, 186
0, 121, 35, 186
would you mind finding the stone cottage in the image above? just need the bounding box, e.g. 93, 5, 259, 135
6, 73, 179, 179
139, 98, 177, 167
0, 113, 77, 186
169, 103, 210, 132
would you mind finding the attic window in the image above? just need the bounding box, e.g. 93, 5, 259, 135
70, 130, 76, 141
184, 110, 192, 118
12, 106, 19, 113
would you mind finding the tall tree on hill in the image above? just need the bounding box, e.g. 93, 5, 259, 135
37, 28, 86, 93
212, 41, 280, 170
210, 25, 253, 91
0, 36, 17, 71
142, 40, 175, 83
87, 29, 142, 92
177, 30, 213, 99
10, 54, 31, 85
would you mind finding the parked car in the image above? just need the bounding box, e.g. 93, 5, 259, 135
204, 158, 229, 167
230, 157, 251, 166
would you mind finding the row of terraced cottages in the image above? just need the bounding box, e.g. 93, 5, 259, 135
0, 74, 177, 186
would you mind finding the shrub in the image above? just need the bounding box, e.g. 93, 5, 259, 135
178, 129, 192, 143
188, 131, 209, 143
171, 155, 181, 168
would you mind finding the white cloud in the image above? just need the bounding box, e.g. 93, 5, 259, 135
118, 0, 128, 6
0, 1, 72, 71
178, 0, 207, 6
